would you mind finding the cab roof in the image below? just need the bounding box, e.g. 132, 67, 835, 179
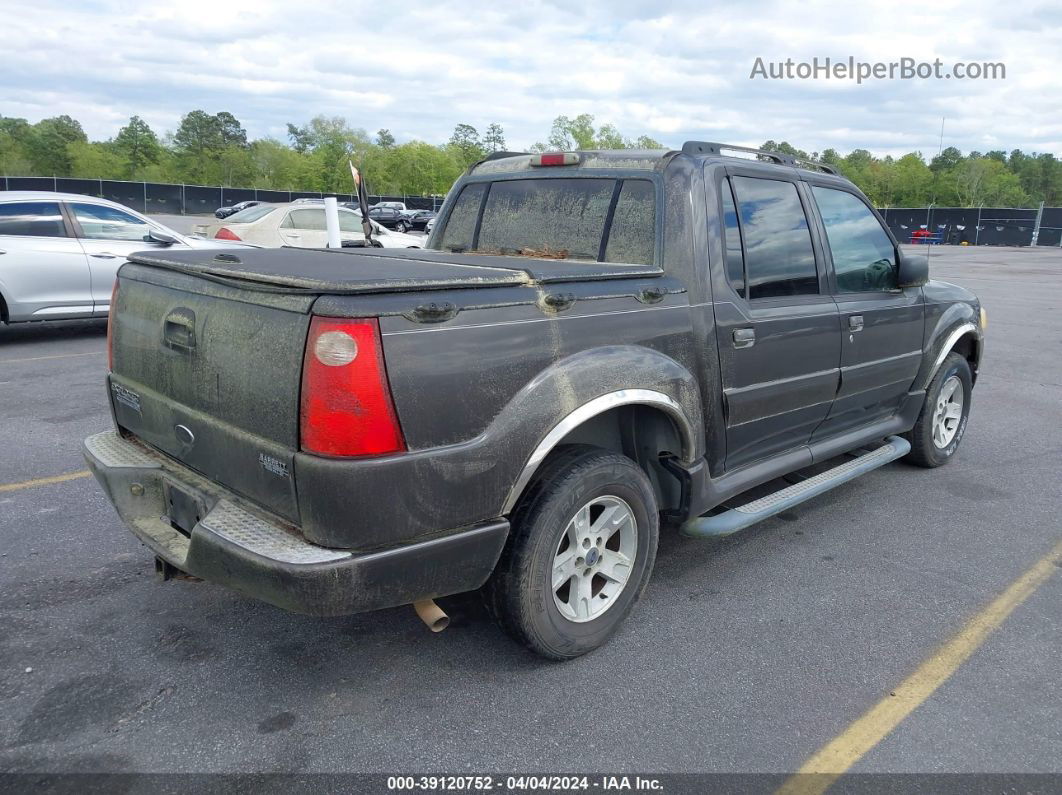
470, 141, 843, 180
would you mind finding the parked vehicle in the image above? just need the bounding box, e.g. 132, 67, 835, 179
372, 201, 407, 212
396, 210, 436, 233
206, 203, 422, 248
85, 143, 984, 659
367, 206, 405, 229
0, 191, 248, 324
214, 200, 261, 219
423, 215, 436, 238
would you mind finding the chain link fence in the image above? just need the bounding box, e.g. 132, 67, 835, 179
881, 206, 1062, 247
0, 176, 445, 215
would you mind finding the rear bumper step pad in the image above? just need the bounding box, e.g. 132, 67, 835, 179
681, 436, 911, 538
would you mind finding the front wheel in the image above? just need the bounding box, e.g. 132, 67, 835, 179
484, 446, 658, 660
904, 351, 973, 467
396, 222, 408, 232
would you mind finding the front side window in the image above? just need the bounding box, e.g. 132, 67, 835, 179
338, 210, 365, 234
0, 201, 66, 237
71, 202, 152, 241
436, 178, 656, 265
731, 176, 818, 300
812, 187, 898, 292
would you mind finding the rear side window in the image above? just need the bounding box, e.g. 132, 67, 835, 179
812, 187, 898, 292
720, 179, 745, 296
731, 176, 818, 300
285, 209, 327, 230
0, 202, 66, 237
437, 178, 656, 265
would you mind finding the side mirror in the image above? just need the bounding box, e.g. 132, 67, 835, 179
147, 228, 180, 246
897, 250, 929, 288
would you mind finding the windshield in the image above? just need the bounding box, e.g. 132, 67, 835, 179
435, 177, 656, 264
228, 204, 277, 223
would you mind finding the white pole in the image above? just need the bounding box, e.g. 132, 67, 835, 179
1031, 201, 1044, 247
324, 196, 342, 248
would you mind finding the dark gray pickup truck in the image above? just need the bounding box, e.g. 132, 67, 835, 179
84, 142, 985, 659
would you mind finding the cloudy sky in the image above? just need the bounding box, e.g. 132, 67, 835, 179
4, 0, 1060, 157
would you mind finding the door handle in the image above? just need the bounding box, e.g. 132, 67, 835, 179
90, 252, 119, 259
848, 315, 864, 332
732, 328, 756, 348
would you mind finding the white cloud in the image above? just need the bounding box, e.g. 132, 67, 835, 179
1, 0, 1059, 157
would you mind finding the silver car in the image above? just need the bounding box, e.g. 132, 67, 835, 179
0, 192, 246, 324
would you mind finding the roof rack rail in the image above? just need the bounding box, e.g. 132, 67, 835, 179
481, 150, 531, 162
681, 141, 838, 175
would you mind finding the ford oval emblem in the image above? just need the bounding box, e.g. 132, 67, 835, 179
174, 424, 195, 450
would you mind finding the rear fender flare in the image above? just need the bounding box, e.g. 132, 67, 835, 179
494, 345, 702, 514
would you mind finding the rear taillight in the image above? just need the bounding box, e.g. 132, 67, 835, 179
215, 227, 241, 240
300, 317, 406, 457
107, 279, 118, 371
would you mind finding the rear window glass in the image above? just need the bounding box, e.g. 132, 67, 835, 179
437, 183, 486, 252
0, 201, 66, 237
436, 178, 655, 265
227, 204, 277, 223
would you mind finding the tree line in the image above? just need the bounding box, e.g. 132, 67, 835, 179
762, 140, 1062, 208
1, 109, 1059, 207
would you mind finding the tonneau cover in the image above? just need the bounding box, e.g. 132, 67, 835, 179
127, 247, 663, 294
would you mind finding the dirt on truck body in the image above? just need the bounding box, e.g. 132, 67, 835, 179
85, 143, 984, 658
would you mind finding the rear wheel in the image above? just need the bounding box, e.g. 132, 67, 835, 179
904, 352, 972, 467
484, 446, 658, 660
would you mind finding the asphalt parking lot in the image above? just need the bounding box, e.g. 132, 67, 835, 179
0, 245, 1059, 781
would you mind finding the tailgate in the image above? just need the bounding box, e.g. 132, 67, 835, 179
109, 263, 315, 522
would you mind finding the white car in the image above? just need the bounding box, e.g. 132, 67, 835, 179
206, 203, 422, 248
0, 191, 248, 324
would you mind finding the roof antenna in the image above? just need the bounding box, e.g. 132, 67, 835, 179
349, 160, 375, 247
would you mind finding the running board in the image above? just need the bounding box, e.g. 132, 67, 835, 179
680, 436, 911, 538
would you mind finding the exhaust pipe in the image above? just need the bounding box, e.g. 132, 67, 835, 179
413, 599, 449, 633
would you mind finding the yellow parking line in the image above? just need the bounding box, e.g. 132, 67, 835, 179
777, 537, 1062, 795
0, 470, 92, 493
0, 351, 105, 364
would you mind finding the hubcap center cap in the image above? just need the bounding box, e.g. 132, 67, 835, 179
585, 547, 600, 566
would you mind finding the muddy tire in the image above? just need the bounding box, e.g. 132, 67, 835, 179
484, 445, 658, 660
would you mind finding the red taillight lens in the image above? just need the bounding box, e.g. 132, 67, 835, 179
300, 317, 405, 457
530, 152, 580, 167
215, 227, 241, 240
107, 279, 119, 371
